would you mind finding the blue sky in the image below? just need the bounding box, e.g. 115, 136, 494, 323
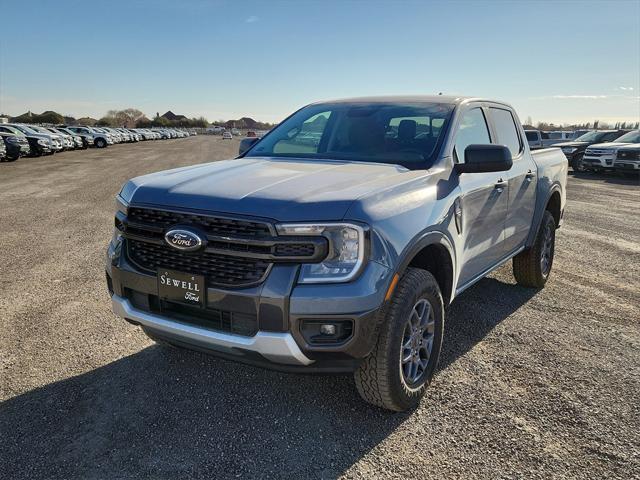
1, 0, 638, 124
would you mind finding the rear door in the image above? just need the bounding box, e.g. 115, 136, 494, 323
455, 106, 509, 286
488, 106, 537, 254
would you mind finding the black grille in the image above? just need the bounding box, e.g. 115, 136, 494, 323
128, 207, 272, 238
127, 289, 258, 336
158, 301, 258, 336
127, 239, 270, 288
617, 150, 640, 160
275, 243, 316, 257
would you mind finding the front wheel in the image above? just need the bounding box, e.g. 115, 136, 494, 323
95, 138, 107, 148
354, 268, 444, 411
513, 210, 556, 288
571, 155, 585, 172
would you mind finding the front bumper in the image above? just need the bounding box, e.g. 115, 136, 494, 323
614, 161, 640, 171
106, 238, 390, 372
112, 295, 313, 365
583, 154, 615, 168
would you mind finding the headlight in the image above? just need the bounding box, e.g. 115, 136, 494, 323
276, 223, 366, 283
115, 194, 129, 215
7, 136, 19, 144
37, 139, 48, 146
562, 147, 577, 154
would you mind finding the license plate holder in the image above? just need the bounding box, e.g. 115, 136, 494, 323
157, 268, 206, 308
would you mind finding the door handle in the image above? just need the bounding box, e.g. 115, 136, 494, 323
494, 178, 508, 192
526, 169, 536, 180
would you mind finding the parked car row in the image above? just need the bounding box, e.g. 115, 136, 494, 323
206, 126, 242, 136
0, 124, 196, 162
525, 128, 640, 174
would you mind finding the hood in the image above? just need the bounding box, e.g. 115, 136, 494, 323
617, 143, 640, 151
123, 157, 413, 222
586, 142, 632, 150
551, 141, 590, 148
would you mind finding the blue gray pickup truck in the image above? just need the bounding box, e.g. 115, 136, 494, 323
106, 96, 567, 411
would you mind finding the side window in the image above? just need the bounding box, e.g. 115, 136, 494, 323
603, 132, 620, 142
490, 108, 522, 156
454, 108, 491, 162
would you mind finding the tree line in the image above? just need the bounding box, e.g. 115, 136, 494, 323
524, 116, 640, 131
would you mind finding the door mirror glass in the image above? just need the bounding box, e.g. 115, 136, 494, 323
455, 144, 513, 173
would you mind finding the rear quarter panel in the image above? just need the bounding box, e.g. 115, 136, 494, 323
526, 147, 568, 246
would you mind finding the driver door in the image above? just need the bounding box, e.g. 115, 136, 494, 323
455, 106, 509, 287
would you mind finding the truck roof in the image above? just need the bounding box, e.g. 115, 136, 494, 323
310, 95, 513, 108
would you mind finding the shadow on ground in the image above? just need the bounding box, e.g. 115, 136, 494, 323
1, 277, 536, 479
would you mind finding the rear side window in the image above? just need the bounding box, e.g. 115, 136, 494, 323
490, 108, 522, 156
454, 108, 491, 162
525, 131, 538, 141
603, 131, 623, 142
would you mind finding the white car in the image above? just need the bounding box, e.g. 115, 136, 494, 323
222, 131, 233, 139
583, 130, 640, 171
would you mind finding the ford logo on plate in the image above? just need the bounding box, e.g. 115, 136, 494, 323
164, 229, 204, 252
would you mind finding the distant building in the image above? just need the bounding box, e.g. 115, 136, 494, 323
160, 111, 187, 122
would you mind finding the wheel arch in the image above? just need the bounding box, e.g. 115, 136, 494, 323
396, 231, 456, 306
526, 184, 563, 248
546, 189, 562, 227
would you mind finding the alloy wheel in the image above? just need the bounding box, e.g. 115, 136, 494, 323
401, 298, 435, 386
540, 222, 554, 276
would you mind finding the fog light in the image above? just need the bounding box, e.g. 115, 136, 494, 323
300, 319, 354, 345
320, 324, 336, 335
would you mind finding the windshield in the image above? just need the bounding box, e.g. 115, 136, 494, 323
245, 102, 455, 167
614, 130, 640, 143
2, 126, 25, 136
574, 131, 610, 142
12, 124, 37, 134
30, 126, 52, 135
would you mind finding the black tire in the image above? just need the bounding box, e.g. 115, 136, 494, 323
95, 138, 107, 148
354, 268, 444, 412
571, 154, 585, 172
513, 210, 556, 288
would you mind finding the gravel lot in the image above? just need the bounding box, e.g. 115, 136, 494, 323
1, 136, 638, 479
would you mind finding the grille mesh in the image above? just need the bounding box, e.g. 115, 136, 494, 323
128, 207, 272, 238
127, 239, 270, 288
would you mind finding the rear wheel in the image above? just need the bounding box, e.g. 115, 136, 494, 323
354, 268, 444, 411
513, 210, 556, 288
95, 138, 107, 148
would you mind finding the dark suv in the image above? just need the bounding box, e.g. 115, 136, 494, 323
552, 130, 628, 171
0, 131, 31, 161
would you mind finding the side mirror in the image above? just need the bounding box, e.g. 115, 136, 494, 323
239, 137, 259, 156
455, 144, 513, 174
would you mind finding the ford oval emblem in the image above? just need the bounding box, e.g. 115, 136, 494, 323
164, 229, 204, 252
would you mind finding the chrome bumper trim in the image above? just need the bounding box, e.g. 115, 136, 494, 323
111, 295, 313, 366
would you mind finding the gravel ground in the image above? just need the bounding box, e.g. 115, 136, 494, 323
1, 137, 639, 479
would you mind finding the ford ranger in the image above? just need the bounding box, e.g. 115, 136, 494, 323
106, 96, 567, 411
